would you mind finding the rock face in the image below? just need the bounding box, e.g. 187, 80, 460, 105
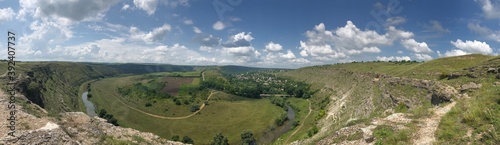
0, 90, 187, 145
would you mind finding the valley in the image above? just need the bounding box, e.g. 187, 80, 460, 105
1, 54, 499, 144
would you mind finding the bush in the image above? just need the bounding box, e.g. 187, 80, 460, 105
182, 136, 194, 144
145, 102, 152, 107
190, 105, 200, 112
171, 135, 179, 141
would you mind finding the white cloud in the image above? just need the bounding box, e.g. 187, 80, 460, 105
414, 53, 433, 61
222, 32, 253, 47
193, 27, 202, 33
450, 39, 493, 54
129, 24, 171, 43
17, 20, 73, 59
222, 46, 255, 56
0, 7, 15, 23
299, 21, 420, 62
376, 56, 411, 61
280, 50, 296, 59
467, 22, 500, 42
213, 21, 225, 30
444, 49, 468, 57
265, 42, 283, 52
133, 0, 158, 15
122, 4, 131, 10
184, 19, 193, 25
19, 0, 119, 24
401, 39, 433, 53
478, 0, 500, 19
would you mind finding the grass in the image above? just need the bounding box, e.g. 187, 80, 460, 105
436, 75, 500, 144
276, 98, 318, 144
373, 125, 411, 145
90, 73, 285, 145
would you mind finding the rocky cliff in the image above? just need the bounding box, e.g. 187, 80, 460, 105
0, 90, 187, 145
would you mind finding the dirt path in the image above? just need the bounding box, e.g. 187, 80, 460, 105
202, 71, 205, 81
413, 102, 456, 145
96, 88, 217, 120
285, 99, 312, 143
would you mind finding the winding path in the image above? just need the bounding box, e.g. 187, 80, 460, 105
413, 101, 456, 144
285, 99, 312, 143
96, 87, 217, 120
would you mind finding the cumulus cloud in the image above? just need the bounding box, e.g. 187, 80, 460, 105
0, 7, 15, 23
17, 20, 73, 59
265, 42, 283, 52
450, 39, 493, 54
133, 0, 158, 15
129, 24, 171, 43
222, 32, 253, 47
376, 56, 411, 61
444, 49, 468, 57
414, 53, 433, 61
401, 39, 433, 53
299, 21, 424, 62
19, 0, 119, 24
213, 21, 225, 30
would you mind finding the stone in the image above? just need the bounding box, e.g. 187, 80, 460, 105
461, 82, 482, 92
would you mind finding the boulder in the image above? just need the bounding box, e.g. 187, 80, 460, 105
461, 82, 482, 92
487, 68, 497, 73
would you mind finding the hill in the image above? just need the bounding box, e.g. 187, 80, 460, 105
280, 54, 499, 144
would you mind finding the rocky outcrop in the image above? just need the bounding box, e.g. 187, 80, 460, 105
0, 90, 186, 145
460, 82, 482, 93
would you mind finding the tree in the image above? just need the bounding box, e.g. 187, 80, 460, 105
211, 132, 229, 145
241, 130, 255, 145
182, 136, 194, 144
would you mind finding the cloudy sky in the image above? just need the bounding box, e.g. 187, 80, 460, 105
0, 0, 499, 68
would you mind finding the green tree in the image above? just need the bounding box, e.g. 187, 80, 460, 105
241, 130, 255, 145
211, 132, 229, 145
182, 136, 194, 144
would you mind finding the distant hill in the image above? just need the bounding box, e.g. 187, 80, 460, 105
218, 65, 285, 74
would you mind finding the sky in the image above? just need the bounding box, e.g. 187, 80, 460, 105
0, 0, 499, 68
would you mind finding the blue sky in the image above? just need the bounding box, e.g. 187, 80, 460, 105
0, 0, 499, 68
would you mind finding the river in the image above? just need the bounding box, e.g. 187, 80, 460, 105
258, 105, 296, 144
81, 91, 97, 117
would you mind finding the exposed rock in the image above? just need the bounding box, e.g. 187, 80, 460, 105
431, 84, 458, 105
0, 90, 187, 145
487, 68, 497, 73
494, 82, 500, 86
460, 82, 482, 92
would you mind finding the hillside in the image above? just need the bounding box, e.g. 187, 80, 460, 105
280, 54, 499, 144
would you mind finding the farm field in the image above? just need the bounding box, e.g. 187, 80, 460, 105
159, 77, 195, 96
88, 72, 286, 144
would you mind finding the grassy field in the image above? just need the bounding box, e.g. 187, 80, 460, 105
89, 73, 285, 144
